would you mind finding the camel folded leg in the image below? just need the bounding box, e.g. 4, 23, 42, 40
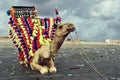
30, 52, 49, 74
30, 62, 49, 74
48, 58, 57, 73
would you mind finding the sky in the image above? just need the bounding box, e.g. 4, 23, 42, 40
0, 0, 120, 41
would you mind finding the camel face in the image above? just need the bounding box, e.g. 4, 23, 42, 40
56, 22, 75, 37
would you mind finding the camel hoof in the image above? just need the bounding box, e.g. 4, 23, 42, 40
49, 67, 57, 73
40, 66, 48, 74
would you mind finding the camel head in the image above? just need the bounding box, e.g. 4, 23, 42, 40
54, 22, 75, 37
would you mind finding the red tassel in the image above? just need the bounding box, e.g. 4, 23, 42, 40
41, 18, 44, 26
18, 51, 24, 62
53, 18, 56, 24
32, 41, 35, 53
42, 29, 46, 35
27, 17, 33, 30
29, 59, 32, 63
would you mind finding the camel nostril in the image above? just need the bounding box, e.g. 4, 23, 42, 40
71, 26, 75, 29
73, 27, 75, 30
71, 27, 75, 31
66, 27, 75, 32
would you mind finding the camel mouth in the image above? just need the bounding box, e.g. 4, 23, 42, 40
67, 27, 75, 32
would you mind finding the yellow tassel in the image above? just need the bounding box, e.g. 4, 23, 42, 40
30, 37, 34, 41
32, 19, 35, 22
34, 30, 38, 34
34, 27, 38, 30
34, 19, 37, 23
17, 19, 21, 23
29, 50, 34, 57
19, 61, 24, 64
21, 25, 24, 28
33, 32, 37, 37
49, 18, 54, 35
26, 36, 28, 39
40, 35, 45, 45
19, 22, 22, 25
17, 18, 20, 20
26, 40, 29, 44
24, 31, 27, 34
22, 27, 25, 31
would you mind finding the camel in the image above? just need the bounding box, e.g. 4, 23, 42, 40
30, 22, 75, 74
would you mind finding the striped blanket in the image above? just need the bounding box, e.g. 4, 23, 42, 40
7, 6, 61, 67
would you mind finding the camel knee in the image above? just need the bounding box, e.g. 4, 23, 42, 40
40, 66, 49, 74
42, 52, 50, 59
49, 66, 57, 73
30, 62, 41, 71
30, 62, 49, 74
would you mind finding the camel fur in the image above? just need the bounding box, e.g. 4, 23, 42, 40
30, 22, 75, 74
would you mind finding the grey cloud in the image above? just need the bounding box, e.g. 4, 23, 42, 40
0, 0, 120, 41
108, 21, 120, 38
16, 0, 58, 17
76, 19, 108, 41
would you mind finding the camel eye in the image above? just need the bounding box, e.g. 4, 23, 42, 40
59, 26, 63, 29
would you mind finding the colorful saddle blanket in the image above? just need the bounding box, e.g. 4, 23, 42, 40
7, 6, 61, 67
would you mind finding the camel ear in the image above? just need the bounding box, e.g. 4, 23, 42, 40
53, 23, 58, 29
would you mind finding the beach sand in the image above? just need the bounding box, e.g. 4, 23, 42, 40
0, 38, 120, 80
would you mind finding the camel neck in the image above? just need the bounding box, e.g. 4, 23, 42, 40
51, 35, 66, 54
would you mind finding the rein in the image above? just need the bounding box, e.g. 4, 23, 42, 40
49, 42, 57, 61
69, 30, 109, 80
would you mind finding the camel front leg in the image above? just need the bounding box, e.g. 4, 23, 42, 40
30, 62, 48, 74
48, 58, 57, 73
30, 52, 48, 74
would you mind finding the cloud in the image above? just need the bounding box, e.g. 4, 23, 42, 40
0, 0, 120, 41
91, 0, 120, 18
88, 0, 120, 41
0, 12, 10, 36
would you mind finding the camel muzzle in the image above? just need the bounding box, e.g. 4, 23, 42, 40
67, 27, 75, 32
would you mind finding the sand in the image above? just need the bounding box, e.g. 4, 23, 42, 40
0, 38, 120, 80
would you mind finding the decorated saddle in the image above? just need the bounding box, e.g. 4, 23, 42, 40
7, 6, 61, 67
